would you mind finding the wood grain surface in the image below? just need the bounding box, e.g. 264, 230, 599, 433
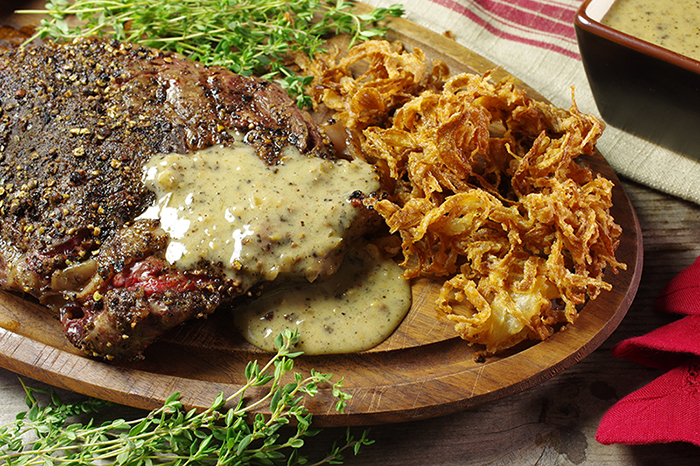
0, 2, 642, 427
2, 177, 695, 465
309, 179, 700, 465
0, 1, 642, 427
0, 2, 697, 465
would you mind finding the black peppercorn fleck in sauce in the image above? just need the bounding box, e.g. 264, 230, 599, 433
138, 137, 411, 353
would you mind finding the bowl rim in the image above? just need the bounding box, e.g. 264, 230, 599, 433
575, 0, 700, 75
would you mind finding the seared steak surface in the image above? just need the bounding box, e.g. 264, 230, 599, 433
0, 37, 362, 359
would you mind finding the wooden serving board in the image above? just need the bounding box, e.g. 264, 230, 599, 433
0, 1, 642, 426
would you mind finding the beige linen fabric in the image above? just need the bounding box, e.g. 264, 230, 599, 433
365, 0, 700, 205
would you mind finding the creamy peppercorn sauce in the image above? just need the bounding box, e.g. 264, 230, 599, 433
234, 245, 411, 355
137, 136, 412, 354
602, 0, 700, 62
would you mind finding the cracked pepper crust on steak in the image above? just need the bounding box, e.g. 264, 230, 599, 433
0, 37, 377, 359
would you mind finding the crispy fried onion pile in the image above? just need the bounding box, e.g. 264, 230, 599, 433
301, 40, 626, 355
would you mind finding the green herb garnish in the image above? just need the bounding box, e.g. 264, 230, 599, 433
0, 329, 372, 465
16, 0, 404, 107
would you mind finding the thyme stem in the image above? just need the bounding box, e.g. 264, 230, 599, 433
15, 0, 404, 107
0, 329, 373, 465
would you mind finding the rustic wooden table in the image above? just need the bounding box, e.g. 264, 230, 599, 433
1, 0, 699, 463
2, 177, 699, 465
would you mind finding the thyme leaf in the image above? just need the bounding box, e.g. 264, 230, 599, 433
16, 0, 404, 107
0, 329, 373, 465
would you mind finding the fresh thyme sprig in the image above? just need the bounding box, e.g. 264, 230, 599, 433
16, 0, 404, 107
0, 329, 372, 465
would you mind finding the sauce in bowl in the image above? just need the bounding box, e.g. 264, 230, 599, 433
602, 0, 700, 61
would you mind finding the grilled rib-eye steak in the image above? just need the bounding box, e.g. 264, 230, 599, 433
0, 37, 376, 359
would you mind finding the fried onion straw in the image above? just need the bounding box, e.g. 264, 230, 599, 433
300, 40, 625, 355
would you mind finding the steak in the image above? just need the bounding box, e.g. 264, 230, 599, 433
0, 37, 376, 359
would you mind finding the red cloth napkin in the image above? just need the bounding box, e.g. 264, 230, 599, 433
596, 255, 700, 446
